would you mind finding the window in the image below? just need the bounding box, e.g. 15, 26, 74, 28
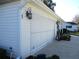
66, 26, 72, 28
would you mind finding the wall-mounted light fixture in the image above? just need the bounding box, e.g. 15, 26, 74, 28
26, 7, 32, 19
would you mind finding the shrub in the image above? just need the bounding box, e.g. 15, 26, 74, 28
0, 48, 9, 59
26, 55, 36, 59
60, 34, 71, 41
47, 55, 60, 59
36, 54, 46, 59
62, 29, 70, 34
51, 55, 60, 59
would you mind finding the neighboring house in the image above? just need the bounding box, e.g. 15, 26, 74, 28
0, 0, 63, 58
62, 22, 78, 32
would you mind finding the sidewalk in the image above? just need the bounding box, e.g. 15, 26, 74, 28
35, 36, 79, 59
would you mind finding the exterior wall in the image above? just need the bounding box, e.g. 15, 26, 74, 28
0, 0, 20, 5
20, 6, 31, 58
62, 22, 78, 31
20, 0, 28, 6
0, 1, 21, 56
20, 1, 57, 58
62, 23, 72, 31
0, 0, 62, 58
71, 25, 78, 31
59, 23, 62, 30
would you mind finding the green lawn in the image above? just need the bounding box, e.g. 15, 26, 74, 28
70, 32, 79, 36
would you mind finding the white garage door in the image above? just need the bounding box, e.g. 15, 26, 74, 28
30, 12, 56, 54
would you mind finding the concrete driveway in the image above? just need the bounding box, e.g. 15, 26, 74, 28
35, 36, 79, 59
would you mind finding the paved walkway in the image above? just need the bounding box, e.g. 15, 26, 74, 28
35, 36, 79, 59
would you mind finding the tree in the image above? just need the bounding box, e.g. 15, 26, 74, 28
73, 15, 79, 31
73, 15, 79, 24
43, 0, 56, 12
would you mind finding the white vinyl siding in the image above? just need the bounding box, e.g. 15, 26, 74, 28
0, 1, 21, 56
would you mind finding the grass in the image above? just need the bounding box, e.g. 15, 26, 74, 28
70, 32, 79, 36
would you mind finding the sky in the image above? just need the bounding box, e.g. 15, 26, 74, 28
53, 0, 79, 22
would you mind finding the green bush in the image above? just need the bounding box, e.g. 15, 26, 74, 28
26, 54, 60, 59
60, 34, 71, 41
0, 48, 9, 59
47, 55, 60, 59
